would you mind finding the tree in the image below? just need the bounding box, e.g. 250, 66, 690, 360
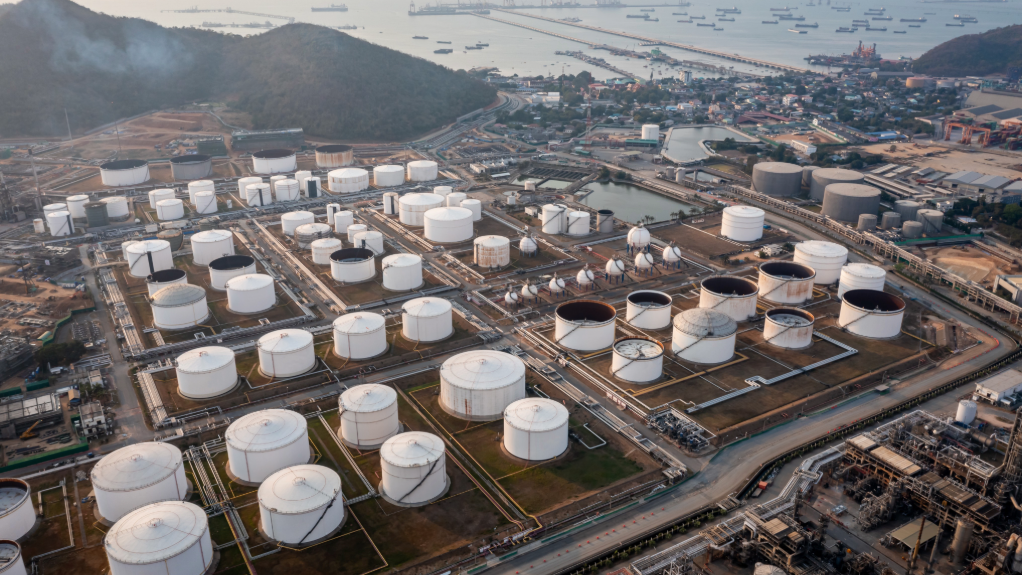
837, 108, 855, 122
34, 341, 86, 367
615, 170, 629, 180
745, 155, 759, 175
1003, 204, 1022, 225
597, 166, 610, 179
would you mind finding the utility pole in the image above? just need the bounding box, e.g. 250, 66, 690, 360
29, 149, 41, 211
64, 108, 73, 149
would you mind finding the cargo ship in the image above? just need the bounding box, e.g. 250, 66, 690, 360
805, 40, 879, 65
865, 25, 887, 30
871, 16, 893, 20
763, 19, 778, 23
434, 48, 453, 53
908, 24, 920, 27
900, 17, 926, 22
690, 15, 705, 19
836, 26, 856, 32
946, 22, 964, 26
678, 19, 692, 22
788, 28, 807, 33
795, 22, 818, 27
770, 7, 793, 10
627, 14, 650, 18
718, 17, 735, 21
413, 35, 428, 39
312, 4, 348, 11
672, 12, 687, 15
893, 30, 906, 33
778, 14, 805, 20
954, 14, 978, 22
437, 40, 451, 43
696, 22, 714, 26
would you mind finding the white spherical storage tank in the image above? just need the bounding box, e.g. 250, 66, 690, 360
148, 188, 175, 209
281, 211, 315, 235
176, 346, 238, 399
274, 179, 300, 202
407, 160, 439, 181
382, 254, 423, 291
554, 300, 617, 351
838, 263, 886, 299
187, 180, 215, 205
101, 196, 130, 220
338, 384, 400, 448
126, 240, 173, 278
351, 230, 385, 255
373, 165, 405, 187
227, 409, 310, 484
0, 540, 26, 575
461, 198, 482, 221
146, 269, 188, 297
328, 168, 370, 194
625, 291, 672, 329
763, 308, 815, 349
838, 289, 905, 339
402, 297, 453, 342
380, 432, 448, 506
699, 276, 759, 322
226, 274, 276, 314
252, 149, 297, 174
103, 501, 212, 575
720, 206, 765, 242
566, 211, 591, 236
0, 479, 35, 542
156, 199, 184, 221
311, 238, 343, 265
330, 248, 376, 283
641, 124, 660, 141
424, 207, 473, 243
503, 398, 569, 461
446, 192, 467, 208
257, 329, 315, 378
191, 229, 235, 266
91, 442, 188, 523
794, 241, 848, 285
151, 285, 209, 330
334, 210, 354, 235
672, 308, 737, 364
611, 337, 664, 383
246, 183, 273, 207
258, 465, 345, 546
758, 261, 816, 305
474, 235, 511, 268
46, 211, 73, 237
193, 191, 218, 214
333, 313, 388, 360
399, 193, 445, 226
209, 255, 256, 290
627, 225, 651, 250
440, 350, 527, 421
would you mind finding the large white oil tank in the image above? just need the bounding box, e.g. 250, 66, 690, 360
126, 240, 173, 278
226, 409, 309, 484
257, 329, 315, 378
672, 308, 737, 364
333, 313, 388, 360
351, 230, 385, 255
758, 261, 816, 305
43, 203, 66, 221
399, 193, 445, 226
383, 192, 399, 215
66, 195, 89, 219
407, 160, 439, 181
187, 180, 215, 206
0, 540, 26, 575
314, 144, 354, 168
295, 171, 312, 192
374, 165, 405, 187
554, 300, 617, 351
328, 168, 370, 194
720, 205, 765, 242
541, 204, 566, 234
146, 268, 187, 297
100, 196, 130, 220
193, 191, 217, 214
402, 297, 453, 342
245, 183, 273, 207
625, 290, 672, 329
258, 465, 345, 546
838, 289, 905, 339
330, 248, 376, 283
175, 346, 238, 399
424, 207, 473, 243
566, 211, 591, 236
121, 240, 139, 261
380, 432, 448, 506
295, 223, 333, 249
503, 398, 569, 461
252, 149, 297, 174
100, 159, 150, 187
91, 442, 187, 523
209, 255, 256, 290
956, 400, 977, 425
461, 198, 482, 221
474, 235, 511, 268
432, 186, 452, 198
191, 229, 235, 266
334, 210, 354, 235
338, 384, 400, 449
641, 124, 660, 141
46, 211, 74, 237
274, 179, 301, 202
793, 241, 848, 285
446, 192, 467, 208
382, 254, 423, 291
151, 284, 209, 330
225, 274, 275, 314
311, 238, 343, 265
838, 263, 886, 299
237, 176, 263, 196
627, 225, 651, 250
282, 211, 315, 235
763, 308, 815, 349
148, 188, 175, 209
699, 276, 759, 322
103, 501, 212, 575
611, 337, 664, 383
156, 199, 184, 221
0, 479, 35, 542
439, 350, 527, 421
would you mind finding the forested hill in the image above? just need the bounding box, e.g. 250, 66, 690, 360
0, 0, 496, 140
913, 25, 1022, 77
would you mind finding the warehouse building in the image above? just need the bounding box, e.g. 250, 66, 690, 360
0, 393, 62, 438
973, 369, 1022, 405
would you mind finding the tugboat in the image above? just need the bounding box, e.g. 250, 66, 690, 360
413, 35, 428, 39
311, 4, 348, 11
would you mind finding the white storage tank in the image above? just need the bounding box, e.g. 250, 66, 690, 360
334, 210, 354, 235
611, 337, 664, 383
793, 241, 848, 285
92, 442, 188, 523
226, 409, 310, 484
191, 229, 235, 266
373, 165, 405, 187
763, 308, 815, 349
32, 219, 45, 234
352, 230, 385, 255
672, 308, 737, 364
148, 188, 175, 209
225, 274, 275, 314
758, 261, 816, 305
838, 263, 886, 299
146, 269, 188, 297
66, 195, 89, 219
237, 176, 263, 196
100, 159, 150, 187
126, 240, 173, 278
103, 501, 212, 575
382, 254, 423, 291
295, 222, 333, 249
282, 211, 315, 235
311, 238, 343, 265
296, 172, 313, 192
338, 384, 400, 449
46, 211, 74, 237
176, 346, 238, 399
326, 203, 341, 227
720, 205, 765, 242
258, 329, 315, 378
121, 240, 140, 261
407, 160, 439, 181
424, 207, 473, 243
432, 186, 452, 197
101, 196, 130, 220
274, 179, 301, 202
627, 225, 651, 250
156, 198, 184, 221
187, 180, 215, 205
956, 400, 977, 426
0, 540, 26, 575
333, 313, 388, 360
541, 204, 566, 234
0, 479, 35, 542
474, 235, 511, 268
641, 124, 660, 141
209, 255, 256, 290
151, 284, 209, 330
399, 193, 445, 226
566, 211, 591, 236
315, 144, 354, 168
554, 300, 617, 351
43, 203, 66, 220
258, 465, 345, 546
330, 248, 376, 283
461, 198, 482, 221
245, 183, 273, 207
383, 192, 399, 215
503, 398, 570, 461
446, 192, 467, 208
625, 290, 672, 329
252, 149, 297, 174
699, 276, 759, 322
809, 167, 865, 201
328, 168, 370, 194
402, 297, 453, 342
838, 289, 905, 339
380, 432, 448, 505
193, 191, 217, 214
440, 350, 527, 421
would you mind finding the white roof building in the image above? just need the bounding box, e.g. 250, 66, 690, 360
974, 369, 1022, 404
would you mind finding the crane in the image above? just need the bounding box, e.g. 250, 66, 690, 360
20, 420, 41, 440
